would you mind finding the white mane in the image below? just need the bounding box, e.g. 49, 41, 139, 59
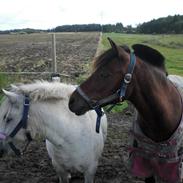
11, 81, 76, 101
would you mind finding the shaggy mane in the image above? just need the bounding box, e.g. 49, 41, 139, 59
93, 44, 166, 74
11, 81, 76, 101
93, 45, 130, 71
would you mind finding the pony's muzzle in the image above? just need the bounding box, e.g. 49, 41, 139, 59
69, 91, 90, 115
0, 132, 6, 140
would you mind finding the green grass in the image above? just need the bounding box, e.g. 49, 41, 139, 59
0, 74, 9, 101
99, 33, 183, 112
0, 73, 21, 101
104, 101, 128, 113
0, 74, 9, 89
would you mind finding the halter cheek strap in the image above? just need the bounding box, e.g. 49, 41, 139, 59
119, 52, 136, 101
9, 96, 30, 138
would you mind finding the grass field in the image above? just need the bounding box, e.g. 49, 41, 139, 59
100, 33, 183, 76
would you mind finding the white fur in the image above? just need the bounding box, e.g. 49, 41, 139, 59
168, 75, 183, 96
0, 81, 107, 183
168, 75, 183, 89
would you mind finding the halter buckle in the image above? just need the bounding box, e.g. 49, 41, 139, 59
119, 96, 123, 102
124, 73, 132, 84
90, 100, 99, 109
24, 99, 30, 106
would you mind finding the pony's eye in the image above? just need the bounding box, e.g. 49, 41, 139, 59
100, 72, 110, 78
6, 118, 12, 124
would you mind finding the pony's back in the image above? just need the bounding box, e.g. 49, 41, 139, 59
168, 75, 183, 97
168, 75, 183, 88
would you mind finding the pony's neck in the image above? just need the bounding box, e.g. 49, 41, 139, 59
130, 60, 182, 142
27, 101, 64, 146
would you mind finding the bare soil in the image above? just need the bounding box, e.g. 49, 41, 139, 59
0, 32, 144, 183
0, 32, 99, 82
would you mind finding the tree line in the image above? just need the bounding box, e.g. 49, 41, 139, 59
53, 15, 183, 34
0, 15, 182, 34
53, 23, 136, 33
137, 15, 183, 34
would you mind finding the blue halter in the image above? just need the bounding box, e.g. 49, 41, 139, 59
9, 96, 30, 138
8, 95, 32, 156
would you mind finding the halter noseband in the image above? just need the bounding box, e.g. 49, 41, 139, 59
0, 96, 32, 156
76, 52, 136, 133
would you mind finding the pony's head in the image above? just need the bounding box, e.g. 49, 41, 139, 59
69, 38, 134, 115
69, 38, 166, 115
0, 89, 27, 157
0, 81, 76, 157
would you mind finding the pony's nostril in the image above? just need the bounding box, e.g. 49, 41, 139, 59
69, 97, 75, 111
0, 149, 4, 158
69, 97, 75, 106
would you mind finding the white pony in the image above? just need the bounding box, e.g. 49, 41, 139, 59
0, 81, 107, 183
168, 74, 183, 89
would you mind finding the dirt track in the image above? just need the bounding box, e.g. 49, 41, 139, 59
0, 32, 144, 182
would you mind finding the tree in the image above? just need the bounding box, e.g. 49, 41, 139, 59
115, 23, 123, 33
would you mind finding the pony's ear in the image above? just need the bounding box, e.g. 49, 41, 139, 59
10, 84, 19, 91
2, 89, 19, 103
108, 37, 119, 54
107, 37, 129, 60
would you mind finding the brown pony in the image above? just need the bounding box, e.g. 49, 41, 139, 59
69, 38, 183, 183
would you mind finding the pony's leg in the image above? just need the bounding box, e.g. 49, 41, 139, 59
46, 141, 70, 183
84, 163, 97, 183
84, 171, 95, 183
145, 176, 155, 183
52, 160, 70, 183
58, 176, 70, 183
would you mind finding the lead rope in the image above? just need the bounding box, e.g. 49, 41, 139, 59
94, 107, 104, 133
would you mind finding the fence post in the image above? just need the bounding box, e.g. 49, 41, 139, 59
52, 33, 57, 73
51, 33, 60, 82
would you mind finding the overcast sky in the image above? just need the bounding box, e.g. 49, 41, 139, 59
0, 0, 182, 30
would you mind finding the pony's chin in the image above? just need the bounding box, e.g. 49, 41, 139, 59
69, 102, 90, 116
75, 110, 87, 116
0, 149, 7, 158
0, 150, 4, 158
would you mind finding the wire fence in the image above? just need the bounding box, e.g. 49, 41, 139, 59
0, 32, 101, 84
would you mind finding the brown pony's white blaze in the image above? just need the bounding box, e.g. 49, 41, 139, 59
69, 38, 183, 183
